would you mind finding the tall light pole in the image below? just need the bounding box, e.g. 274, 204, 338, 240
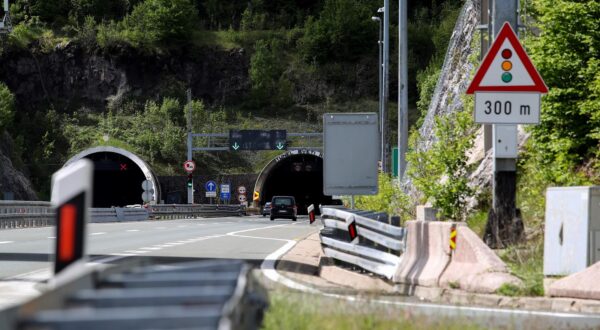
372, 15, 383, 169
382, 1, 390, 173
398, 0, 407, 179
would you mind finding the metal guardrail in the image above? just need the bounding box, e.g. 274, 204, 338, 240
7, 259, 267, 330
319, 207, 406, 279
0, 202, 247, 229
150, 204, 247, 219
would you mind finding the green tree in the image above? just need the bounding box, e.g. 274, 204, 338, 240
527, 0, 600, 180
0, 83, 15, 132
123, 0, 198, 46
298, 0, 376, 63
248, 39, 292, 109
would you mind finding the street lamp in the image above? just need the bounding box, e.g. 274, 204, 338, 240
371, 15, 384, 171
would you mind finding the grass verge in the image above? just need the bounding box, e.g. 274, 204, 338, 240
261, 290, 485, 330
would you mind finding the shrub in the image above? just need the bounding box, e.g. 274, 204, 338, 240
355, 173, 413, 220
407, 109, 476, 220
123, 0, 198, 46
0, 83, 15, 132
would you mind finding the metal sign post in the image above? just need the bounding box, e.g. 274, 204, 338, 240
467, 1, 547, 247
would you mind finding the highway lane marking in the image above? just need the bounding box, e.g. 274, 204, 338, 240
90, 232, 106, 236
139, 247, 161, 251
47, 237, 56, 239
126, 229, 140, 232
0, 241, 13, 244
125, 250, 148, 254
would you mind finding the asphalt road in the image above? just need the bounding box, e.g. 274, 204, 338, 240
3, 215, 600, 329
0, 215, 317, 308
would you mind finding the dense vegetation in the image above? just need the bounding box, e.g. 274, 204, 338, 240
0, 0, 461, 198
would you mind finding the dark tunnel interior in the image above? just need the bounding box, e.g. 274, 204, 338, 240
261, 154, 335, 214
83, 152, 147, 207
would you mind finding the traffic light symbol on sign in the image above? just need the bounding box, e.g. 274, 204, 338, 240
501, 49, 513, 83
187, 174, 193, 188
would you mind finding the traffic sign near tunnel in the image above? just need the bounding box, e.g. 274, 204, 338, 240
467, 22, 547, 124
229, 130, 287, 151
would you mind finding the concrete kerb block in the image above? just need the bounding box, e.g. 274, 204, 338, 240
439, 225, 522, 294
547, 261, 600, 300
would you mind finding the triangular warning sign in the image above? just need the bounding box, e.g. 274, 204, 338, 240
466, 22, 547, 94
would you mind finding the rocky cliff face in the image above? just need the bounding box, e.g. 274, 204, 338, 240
404, 0, 481, 200
0, 132, 38, 200
0, 44, 251, 113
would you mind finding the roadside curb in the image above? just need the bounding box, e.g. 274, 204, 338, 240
275, 229, 600, 314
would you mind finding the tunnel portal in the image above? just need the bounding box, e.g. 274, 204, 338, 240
254, 150, 334, 214
64, 147, 160, 207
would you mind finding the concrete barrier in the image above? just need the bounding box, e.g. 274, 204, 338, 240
439, 224, 521, 293
393, 221, 452, 287
393, 221, 521, 294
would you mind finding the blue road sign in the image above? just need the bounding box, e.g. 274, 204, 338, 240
205, 180, 217, 192
220, 184, 231, 201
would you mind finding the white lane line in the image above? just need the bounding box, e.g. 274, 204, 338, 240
48, 237, 56, 239
0, 241, 14, 244
125, 250, 148, 254
139, 247, 162, 251
109, 253, 136, 257
90, 232, 106, 236
126, 229, 140, 232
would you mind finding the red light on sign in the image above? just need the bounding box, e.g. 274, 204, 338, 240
120, 163, 127, 171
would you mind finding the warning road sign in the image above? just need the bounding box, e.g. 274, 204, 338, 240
467, 22, 547, 125
467, 22, 547, 94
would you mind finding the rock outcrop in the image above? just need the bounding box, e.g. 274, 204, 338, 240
0, 43, 251, 113
0, 132, 37, 200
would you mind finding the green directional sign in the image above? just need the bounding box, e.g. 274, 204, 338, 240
392, 147, 399, 178
229, 130, 287, 151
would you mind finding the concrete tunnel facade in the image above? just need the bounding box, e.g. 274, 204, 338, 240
253, 149, 336, 214
64, 146, 161, 207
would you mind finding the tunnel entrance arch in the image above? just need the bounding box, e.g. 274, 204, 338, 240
253, 149, 334, 214
64, 146, 161, 207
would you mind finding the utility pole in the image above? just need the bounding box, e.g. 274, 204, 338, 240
480, 0, 492, 152
485, 0, 523, 247
397, 0, 407, 179
372, 14, 384, 169
186, 88, 193, 204
382, 0, 390, 173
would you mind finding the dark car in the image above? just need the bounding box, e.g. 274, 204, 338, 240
262, 202, 272, 217
270, 196, 297, 221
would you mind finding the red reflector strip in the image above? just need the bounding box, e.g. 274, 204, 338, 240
348, 222, 357, 240
59, 204, 76, 262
